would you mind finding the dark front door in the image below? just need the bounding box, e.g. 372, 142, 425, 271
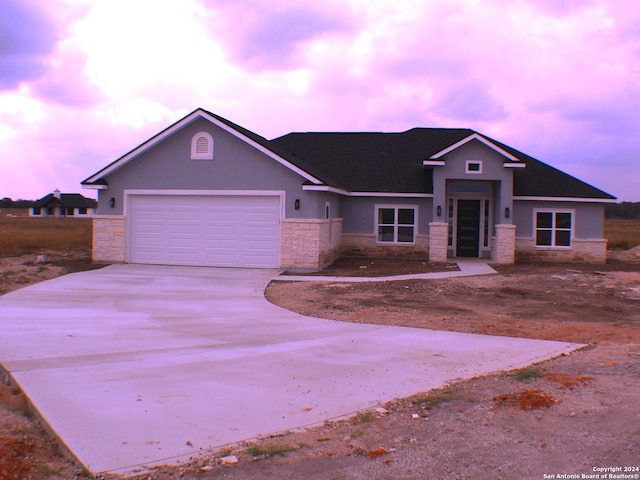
456, 199, 481, 257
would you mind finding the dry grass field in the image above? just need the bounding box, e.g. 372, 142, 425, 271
0, 214, 92, 257
0, 212, 638, 257
604, 218, 640, 250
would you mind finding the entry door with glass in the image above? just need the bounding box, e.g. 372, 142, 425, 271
456, 199, 481, 257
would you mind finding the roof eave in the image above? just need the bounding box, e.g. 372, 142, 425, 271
513, 195, 617, 203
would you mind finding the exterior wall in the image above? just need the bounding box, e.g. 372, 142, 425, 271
513, 201, 605, 238
96, 117, 321, 219
513, 200, 607, 263
281, 219, 343, 269
338, 195, 432, 258
492, 224, 516, 264
341, 233, 429, 258
516, 237, 607, 263
431, 140, 515, 227
341, 196, 433, 235
93, 215, 125, 263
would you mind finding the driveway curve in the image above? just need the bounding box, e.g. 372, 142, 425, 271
0, 265, 582, 475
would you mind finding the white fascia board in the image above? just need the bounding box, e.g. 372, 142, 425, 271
430, 133, 521, 163
82, 184, 108, 190
503, 162, 526, 168
422, 160, 446, 167
514, 196, 617, 203
197, 110, 322, 184
302, 185, 350, 195
301, 185, 433, 198
302, 185, 433, 198
83, 109, 323, 185
350, 192, 433, 198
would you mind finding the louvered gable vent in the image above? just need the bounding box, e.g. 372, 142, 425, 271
191, 131, 214, 159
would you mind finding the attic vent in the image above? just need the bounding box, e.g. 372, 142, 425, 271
191, 131, 214, 160
196, 136, 208, 154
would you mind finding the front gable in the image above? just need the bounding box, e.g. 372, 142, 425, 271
82, 109, 324, 190
427, 136, 524, 182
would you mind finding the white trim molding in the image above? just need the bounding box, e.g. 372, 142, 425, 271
465, 160, 483, 174
301, 185, 433, 198
422, 160, 446, 167
514, 196, 617, 203
503, 162, 526, 168
123, 189, 287, 219
191, 131, 214, 160
429, 133, 522, 163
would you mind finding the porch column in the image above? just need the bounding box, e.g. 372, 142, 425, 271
492, 224, 516, 264
428, 222, 448, 263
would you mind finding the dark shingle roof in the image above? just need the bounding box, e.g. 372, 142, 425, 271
33, 193, 97, 208
483, 136, 616, 200
270, 128, 615, 200
81, 108, 615, 200
269, 128, 474, 193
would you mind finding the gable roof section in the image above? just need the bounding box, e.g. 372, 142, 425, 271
270, 128, 473, 194
428, 132, 522, 163
82, 108, 325, 187
483, 136, 616, 201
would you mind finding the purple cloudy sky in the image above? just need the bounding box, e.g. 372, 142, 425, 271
1, 0, 639, 201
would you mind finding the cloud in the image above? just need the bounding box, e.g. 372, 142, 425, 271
205, 0, 353, 70
0, 0, 59, 89
433, 83, 508, 123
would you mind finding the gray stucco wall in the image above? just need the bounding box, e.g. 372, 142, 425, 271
341, 196, 433, 235
96, 117, 321, 218
513, 201, 605, 238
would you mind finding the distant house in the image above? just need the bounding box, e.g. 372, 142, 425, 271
30, 190, 97, 218
82, 108, 615, 268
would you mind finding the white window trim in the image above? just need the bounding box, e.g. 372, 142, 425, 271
375, 204, 418, 245
465, 160, 483, 174
534, 209, 574, 248
191, 131, 214, 160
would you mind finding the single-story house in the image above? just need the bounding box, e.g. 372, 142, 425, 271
82, 108, 616, 268
30, 190, 97, 218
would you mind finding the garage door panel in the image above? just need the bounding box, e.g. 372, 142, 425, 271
128, 195, 280, 268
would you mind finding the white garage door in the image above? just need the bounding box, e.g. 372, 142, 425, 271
128, 195, 281, 268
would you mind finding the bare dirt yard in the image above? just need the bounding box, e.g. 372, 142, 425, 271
1, 252, 639, 479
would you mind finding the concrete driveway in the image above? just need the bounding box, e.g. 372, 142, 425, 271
0, 265, 582, 475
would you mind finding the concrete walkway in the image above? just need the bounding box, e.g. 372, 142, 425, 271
277, 259, 497, 282
0, 263, 581, 476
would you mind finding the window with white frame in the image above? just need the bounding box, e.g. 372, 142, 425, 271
191, 132, 214, 160
535, 210, 573, 247
465, 160, 483, 174
376, 206, 416, 243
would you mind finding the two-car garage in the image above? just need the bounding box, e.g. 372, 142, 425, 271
127, 194, 281, 268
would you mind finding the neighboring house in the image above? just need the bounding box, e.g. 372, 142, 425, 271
30, 190, 97, 218
82, 108, 615, 269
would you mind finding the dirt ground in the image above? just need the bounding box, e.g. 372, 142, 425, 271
1, 252, 639, 479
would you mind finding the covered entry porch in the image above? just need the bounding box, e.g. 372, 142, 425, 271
428, 181, 516, 264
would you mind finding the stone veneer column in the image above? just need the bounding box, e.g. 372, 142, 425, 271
92, 215, 125, 263
428, 222, 448, 263
493, 224, 516, 264
280, 219, 342, 270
